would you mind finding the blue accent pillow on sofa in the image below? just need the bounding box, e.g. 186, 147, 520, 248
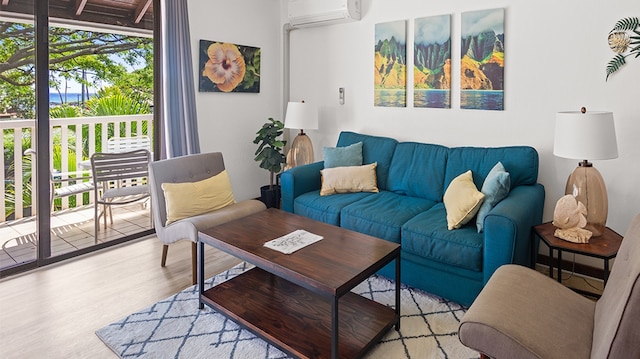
323, 141, 363, 168
476, 162, 511, 233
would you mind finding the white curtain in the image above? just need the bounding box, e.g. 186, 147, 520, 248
161, 0, 200, 158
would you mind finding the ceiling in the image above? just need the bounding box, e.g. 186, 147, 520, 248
0, 0, 154, 31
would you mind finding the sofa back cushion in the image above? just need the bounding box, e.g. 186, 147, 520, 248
444, 146, 539, 193
337, 131, 398, 191
387, 142, 448, 201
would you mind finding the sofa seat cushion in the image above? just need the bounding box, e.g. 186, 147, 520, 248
293, 190, 375, 226
341, 191, 437, 243
402, 203, 483, 272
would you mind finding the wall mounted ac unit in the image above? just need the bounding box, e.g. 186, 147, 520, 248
288, 0, 361, 28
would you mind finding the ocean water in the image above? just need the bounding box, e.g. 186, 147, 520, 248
49, 92, 94, 104
374, 89, 407, 107
414, 89, 451, 109
460, 90, 504, 111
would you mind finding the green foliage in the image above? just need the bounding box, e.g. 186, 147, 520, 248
606, 17, 640, 81
0, 20, 152, 118
606, 54, 627, 81
2, 19, 154, 218
4, 132, 34, 217
611, 17, 640, 32
50, 104, 82, 118
86, 87, 150, 116
253, 118, 286, 188
240, 47, 261, 92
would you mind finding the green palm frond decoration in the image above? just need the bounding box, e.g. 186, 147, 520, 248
606, 16, 640, 81
610, 17, 640, 33
606, 54, 626, 81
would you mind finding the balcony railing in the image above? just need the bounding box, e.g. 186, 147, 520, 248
1, 114, 153, 223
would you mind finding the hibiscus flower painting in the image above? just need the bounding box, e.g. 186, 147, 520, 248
199, 40, 260, 93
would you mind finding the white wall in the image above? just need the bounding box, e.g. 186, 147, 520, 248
186, 0, 639, 265
284, 0, 640, 240
188, 0, 282, 201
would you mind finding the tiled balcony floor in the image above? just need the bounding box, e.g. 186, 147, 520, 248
1, 202, 152, 271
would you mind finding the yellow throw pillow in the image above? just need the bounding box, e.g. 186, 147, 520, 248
162, 170, 236, 225
443, 170, 485, 230
320, 162, 379, 196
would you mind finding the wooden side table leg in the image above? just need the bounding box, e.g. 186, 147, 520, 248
531, 230, 536, 269
548, 247, 554, 280
604, 259, 610, 286
557, 250, 563, 283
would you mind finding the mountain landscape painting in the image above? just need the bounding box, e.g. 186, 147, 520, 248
374, 20, 407, 107
414, 14, 451, 109
460, 8, 504, 110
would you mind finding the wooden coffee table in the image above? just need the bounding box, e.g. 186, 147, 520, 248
197, 208, 401, 359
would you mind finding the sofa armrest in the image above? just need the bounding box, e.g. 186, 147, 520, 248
482, 183, 545, 283
280, 161, 325, 212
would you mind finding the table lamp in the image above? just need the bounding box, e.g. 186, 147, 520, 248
284, 101, 318, 169
553, 107, 618, 237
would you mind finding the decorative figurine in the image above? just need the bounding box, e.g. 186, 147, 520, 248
552, 194, 592, 243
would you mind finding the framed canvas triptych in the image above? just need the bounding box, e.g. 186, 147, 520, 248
374, 8, 504, 111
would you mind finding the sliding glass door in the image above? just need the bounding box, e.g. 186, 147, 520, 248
0, 0, 159, 277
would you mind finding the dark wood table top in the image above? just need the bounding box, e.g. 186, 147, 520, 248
199, 208, 400, 297
533, 221, 623, 259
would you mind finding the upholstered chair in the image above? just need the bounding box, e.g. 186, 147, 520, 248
149, 152, 266, 284
458, 214, 640, 359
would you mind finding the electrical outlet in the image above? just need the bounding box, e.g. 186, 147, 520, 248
339, 87, 345, 105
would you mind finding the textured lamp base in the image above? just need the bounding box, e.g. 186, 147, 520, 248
286, 131, 314, 169
565, 161, 608, 237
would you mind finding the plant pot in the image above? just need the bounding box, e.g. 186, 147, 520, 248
260, 185, 281, 209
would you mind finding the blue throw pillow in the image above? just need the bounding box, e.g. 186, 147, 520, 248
476, 162, 511, 233
323, 142, 363, 168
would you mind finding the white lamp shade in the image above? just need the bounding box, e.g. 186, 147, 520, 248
284, 101, 318, 130
553, 111, 618, 160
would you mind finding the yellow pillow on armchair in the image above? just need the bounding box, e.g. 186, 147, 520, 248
161, 170, 236, 225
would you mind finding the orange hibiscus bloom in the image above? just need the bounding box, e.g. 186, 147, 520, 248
202, 42, 246, 92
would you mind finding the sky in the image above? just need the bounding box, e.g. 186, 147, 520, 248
461, 8, 504, 37
415, 15, 451, 45
375, 20, 407, 44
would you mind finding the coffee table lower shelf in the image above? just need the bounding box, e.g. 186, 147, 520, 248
200, 267, 397, 359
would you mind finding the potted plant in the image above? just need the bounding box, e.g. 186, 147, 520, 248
253, 117, 287, 208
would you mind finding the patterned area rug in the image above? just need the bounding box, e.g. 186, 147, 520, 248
96, 262, 478, 358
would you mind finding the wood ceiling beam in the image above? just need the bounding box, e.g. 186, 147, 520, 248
134, 0, 152, 24
75, 0, 88, 16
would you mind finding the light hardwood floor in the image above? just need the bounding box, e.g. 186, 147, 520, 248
0, 236, 241, 359
0, 235, 605, 359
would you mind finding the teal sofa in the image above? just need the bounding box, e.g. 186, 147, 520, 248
280, 131, 545, 306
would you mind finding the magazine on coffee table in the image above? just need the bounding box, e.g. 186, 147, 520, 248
263, 229, 323, 254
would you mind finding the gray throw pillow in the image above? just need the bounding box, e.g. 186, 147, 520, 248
323, 142, 363, 168
476, 161, 511, 233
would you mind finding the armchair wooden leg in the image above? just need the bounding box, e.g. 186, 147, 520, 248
161, 244, 168, 267
191, 242, 197, 285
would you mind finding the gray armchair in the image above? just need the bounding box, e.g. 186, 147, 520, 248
148, 152, 266, 284
458, 214, 640, 359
